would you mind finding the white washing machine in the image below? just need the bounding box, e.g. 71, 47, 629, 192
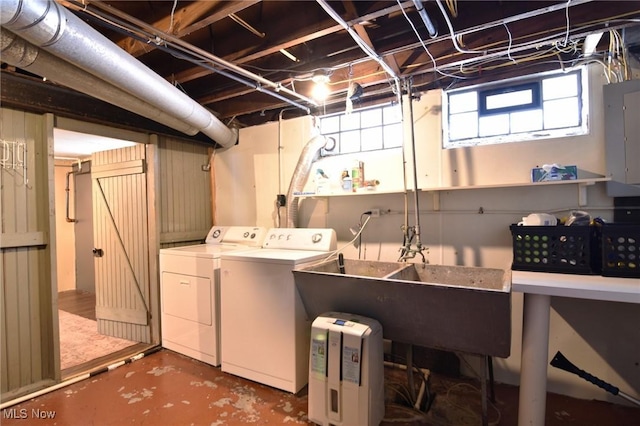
159, 226, 267, 366
220, 227, 337, 393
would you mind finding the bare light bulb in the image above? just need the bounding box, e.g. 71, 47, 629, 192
311, 74, 330, 102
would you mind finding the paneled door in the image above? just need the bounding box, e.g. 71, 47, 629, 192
91, 145, 151, 343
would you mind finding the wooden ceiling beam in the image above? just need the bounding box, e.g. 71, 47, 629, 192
87, 0, 260, 57
169, 1, 415, 85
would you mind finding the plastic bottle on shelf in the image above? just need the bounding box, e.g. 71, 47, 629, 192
341, 169, 352, 191
351, 160, 364, 191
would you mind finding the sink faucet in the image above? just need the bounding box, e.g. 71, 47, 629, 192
398, 225, 427, 263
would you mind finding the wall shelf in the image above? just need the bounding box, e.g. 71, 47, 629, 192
295, 177, 611, 205
422, 177, 611, 210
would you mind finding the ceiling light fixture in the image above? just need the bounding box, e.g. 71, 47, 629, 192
279, 48, 299, 62
311, 72, 331, 102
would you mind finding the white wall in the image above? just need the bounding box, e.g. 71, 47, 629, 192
215, 65, 640, 405
54, 163, 76, 292
215, 116, 313, 227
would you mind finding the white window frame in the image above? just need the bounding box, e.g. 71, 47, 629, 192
442, 66, 589, 149
318, 103, 403, 156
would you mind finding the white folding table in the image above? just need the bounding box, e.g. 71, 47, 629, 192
512, 271, 640, 426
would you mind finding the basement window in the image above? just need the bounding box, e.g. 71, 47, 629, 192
443, 67, 588, 148
318, 104, 403, 155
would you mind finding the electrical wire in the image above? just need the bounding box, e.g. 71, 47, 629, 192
435, 0, 485, 55
503, 23, 516, 64
396, 0, 468, 81
445, 0, 458, 18
357, 211, 370, 259
559, 0, 573, 48
320, 213, 372, 263
168, 0, 178, 33
399, 8, 640, 84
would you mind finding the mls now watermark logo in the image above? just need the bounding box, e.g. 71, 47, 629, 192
3, 408, 56, 420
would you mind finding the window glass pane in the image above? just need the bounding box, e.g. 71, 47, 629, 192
320, 116, 340, 134
543, 73, 578, 100
449, 91, 477, 114
384, 123, 403, 148
543, 98, 580, 128
443, 66, 586, 148
383, 105, 402, 124
510, 109, 543, 133
479, 114, 509, 137
361, 127, 383, 151
361, 109, 382, 128
341, 112, 360, 131
340, 130, 360, 153
449, 112, 478, 140
485, 89, 532, 110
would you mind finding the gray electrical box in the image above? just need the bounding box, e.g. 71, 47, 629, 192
604, 79, 640, 196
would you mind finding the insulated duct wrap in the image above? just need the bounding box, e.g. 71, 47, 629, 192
0, 29, 199, 136
0, 0, 237, 147
285, 135, 329, 228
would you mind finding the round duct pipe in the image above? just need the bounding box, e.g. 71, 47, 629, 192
1, 0, 237, 147
285, 134, 330, 228
0, 29, 200, 137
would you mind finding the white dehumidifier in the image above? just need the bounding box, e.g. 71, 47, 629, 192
308, 312, 384, 426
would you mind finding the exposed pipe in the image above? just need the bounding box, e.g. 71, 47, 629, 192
65, 170, 77, 223
398, 83, 425, 263
285, 135, 330, 228
70, 0, 317, 111
316, 0, 402, 104
64, 2, 312, 114
406, 81, 422, 251
0, 0, 237, 147
0, 29, 200, 137
411, 0, 437, 37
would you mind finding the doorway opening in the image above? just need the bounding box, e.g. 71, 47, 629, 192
53, 128, 149, 377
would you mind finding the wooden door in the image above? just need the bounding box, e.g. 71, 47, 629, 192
91, 145, 151, 343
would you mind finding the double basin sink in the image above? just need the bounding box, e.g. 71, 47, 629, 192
292, 259, 512, 357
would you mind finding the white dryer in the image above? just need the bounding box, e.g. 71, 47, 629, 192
159, 226, 267, 366
220, 227, 337, 393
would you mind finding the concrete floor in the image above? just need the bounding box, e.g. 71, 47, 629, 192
2, 349, 638, 425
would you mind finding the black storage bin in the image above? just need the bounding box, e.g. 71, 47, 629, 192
601, 223, 640, 278
510, 224, 601, 275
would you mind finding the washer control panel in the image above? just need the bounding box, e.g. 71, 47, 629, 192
205, 226, 268, 246
263, 228, 337, 251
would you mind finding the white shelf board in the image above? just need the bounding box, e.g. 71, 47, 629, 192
420, 177, 611, 192
294, 177, 611, 204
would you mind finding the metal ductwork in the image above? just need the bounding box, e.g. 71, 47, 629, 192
285, 135, 330, 228
0, 29, 199, 136
0, 0, 237, 148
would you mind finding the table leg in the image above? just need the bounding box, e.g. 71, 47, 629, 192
518, 293, 551, 426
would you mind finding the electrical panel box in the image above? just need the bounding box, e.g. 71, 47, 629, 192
604, 79, 640, 196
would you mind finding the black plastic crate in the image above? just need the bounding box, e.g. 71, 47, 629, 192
601, 223, 640, 278
510, 224, 601, 275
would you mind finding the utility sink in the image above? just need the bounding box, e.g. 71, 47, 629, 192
293, 260, 512, 357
